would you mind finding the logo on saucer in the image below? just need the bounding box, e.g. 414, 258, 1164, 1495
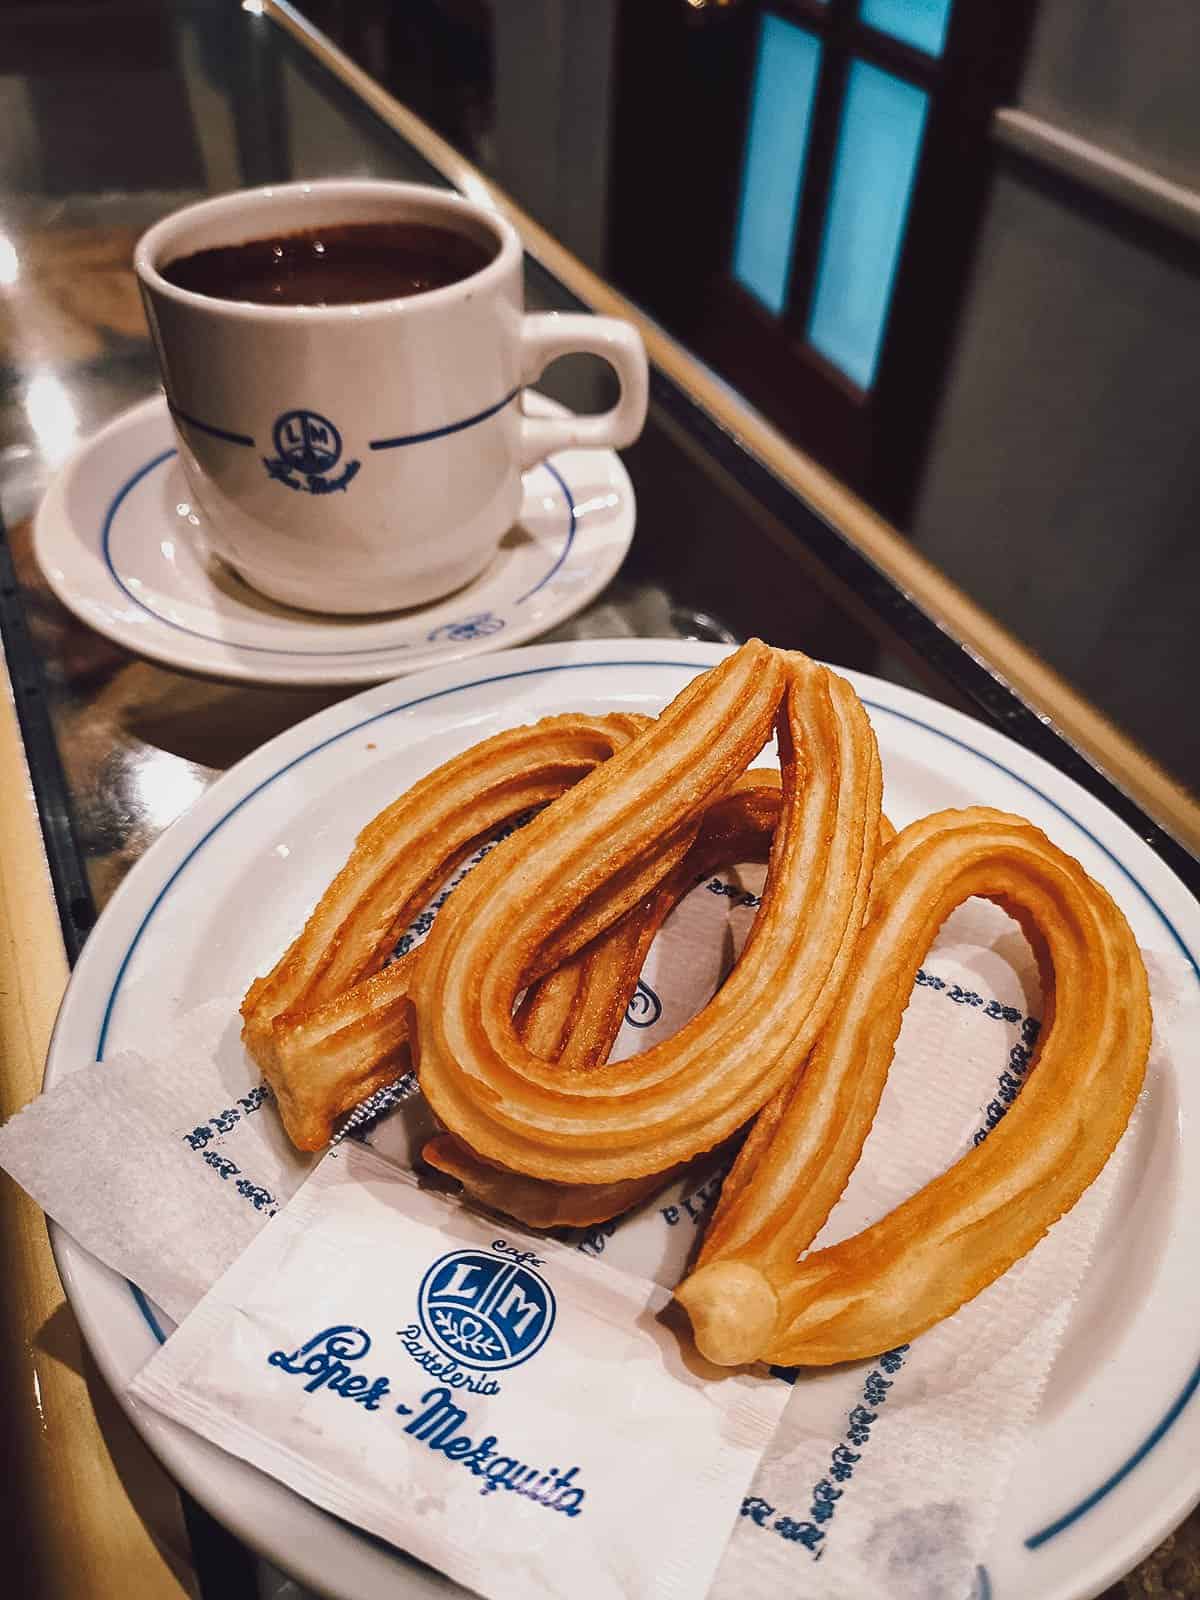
264, 408, 360, 494
428, 611, 506, 643
417, 1246, 556, 1371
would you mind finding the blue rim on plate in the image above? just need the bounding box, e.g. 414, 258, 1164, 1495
85, 654, 1200, 1557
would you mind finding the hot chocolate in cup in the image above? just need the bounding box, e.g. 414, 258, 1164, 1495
135, 180, 648, 615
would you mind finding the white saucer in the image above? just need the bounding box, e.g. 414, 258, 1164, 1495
33, 393, 636, 687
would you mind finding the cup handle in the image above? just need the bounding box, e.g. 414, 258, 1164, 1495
517, 313, 649, 471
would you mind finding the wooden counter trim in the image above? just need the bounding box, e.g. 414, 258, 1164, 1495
0, 652, 193, 1599
265, 0, 1200, 857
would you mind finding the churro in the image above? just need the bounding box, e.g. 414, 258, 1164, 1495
675, 807, 1151, 1366
423, 771, 784, 1225
411, 642, 883, 1184
241, 711, 647, 1147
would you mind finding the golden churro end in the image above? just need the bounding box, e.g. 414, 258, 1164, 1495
675, 1261, 779, 1367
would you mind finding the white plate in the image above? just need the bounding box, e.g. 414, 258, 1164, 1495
33, 395, 635, 687
45, 642, 1200, 1600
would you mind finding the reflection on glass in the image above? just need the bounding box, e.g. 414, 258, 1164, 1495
806, 59, 928, 389
130, 753, 210, 832
0, 234, 18, 288
732, 14, 822, 316
31, 1367, 46, 1434
23, 372, 79, 467
860, 0, 952, 57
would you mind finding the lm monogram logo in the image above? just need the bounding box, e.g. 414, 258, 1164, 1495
264, 408, 360, 494
417, 1248, 556, 1371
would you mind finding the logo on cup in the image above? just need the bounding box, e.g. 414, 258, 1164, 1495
264, 408, 360, 495
417, 1247, 556, 1371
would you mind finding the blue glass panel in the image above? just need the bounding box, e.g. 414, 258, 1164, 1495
806, 59, 929, 389
732, 15, 822, 316
860, 0, 952, 58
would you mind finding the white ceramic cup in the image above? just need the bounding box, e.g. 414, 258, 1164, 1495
134, 180, 648, 614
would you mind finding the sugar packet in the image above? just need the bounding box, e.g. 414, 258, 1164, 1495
128, 1140, 790, 1600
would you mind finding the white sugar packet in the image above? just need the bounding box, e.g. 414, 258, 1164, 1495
128, 1140, 790, 1600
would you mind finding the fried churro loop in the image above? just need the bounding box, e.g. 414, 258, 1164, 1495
514, 770, 784, 1072
423, 771, 785, 1226
423, 783, 899, 1228
241, 711, 647, 1148
411, 642, 883, 1184
675, 807, 1151, 1367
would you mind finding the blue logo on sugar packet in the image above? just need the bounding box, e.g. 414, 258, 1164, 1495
417, 1242, 556, 1372
264, 408, 360, 494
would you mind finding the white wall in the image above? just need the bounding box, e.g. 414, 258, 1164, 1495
1020, 0, 1200, 188
909, 0, 1200, 790
490, 0, 616, 272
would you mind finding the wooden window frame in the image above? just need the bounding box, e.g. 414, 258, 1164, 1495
611, 0, 1039, 524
